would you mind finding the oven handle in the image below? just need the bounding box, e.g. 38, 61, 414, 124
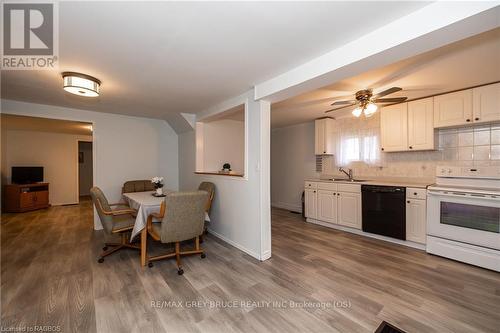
427, 190, 500, 201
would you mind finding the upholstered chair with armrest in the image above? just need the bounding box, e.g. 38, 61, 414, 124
197, 182, 215, 238
90, 187, 140, 263
122, 180, 155, 194
146, 191, 209, 275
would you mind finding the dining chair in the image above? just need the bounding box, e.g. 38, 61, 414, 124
122, 180, 155, 193
198, 182, 215, 215
90, 187, 140, 262
146, 191, 209, 275
197, 182, 215, 239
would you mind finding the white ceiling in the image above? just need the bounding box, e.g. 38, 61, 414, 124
1, 1, 429, 132
1, 114, 93, 136
271, 28, 500, 128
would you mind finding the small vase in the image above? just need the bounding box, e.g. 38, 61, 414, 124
155, 188, 163, 195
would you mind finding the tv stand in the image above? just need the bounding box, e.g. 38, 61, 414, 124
3, 183, 50, 213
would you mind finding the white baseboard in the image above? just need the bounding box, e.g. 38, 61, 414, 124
306, 218, 426, 250
271, 201, 302, 212
207, 227, 262, 260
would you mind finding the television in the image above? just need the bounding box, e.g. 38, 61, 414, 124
11, 167, 44, 184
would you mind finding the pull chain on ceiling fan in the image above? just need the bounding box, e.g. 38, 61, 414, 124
325, 87, 408, 117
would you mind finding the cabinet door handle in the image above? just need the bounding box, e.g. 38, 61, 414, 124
475, 117, 479, 121
323, 151, 326, 154
407, 200, 410, 204
337, 193, 340, 196
409, 146, 413, 149
414, 192, 417, 195
313, 191, 316, 193
381, 148, 384, 151
466, 119, 471, 122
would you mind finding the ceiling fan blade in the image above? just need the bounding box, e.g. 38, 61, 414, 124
373, 87, 402, 98
373, 97, 408, 104
331, 100, 356, 106
325, 103, 356, 113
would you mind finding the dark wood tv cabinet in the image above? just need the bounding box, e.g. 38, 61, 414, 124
3, 183, 50, 213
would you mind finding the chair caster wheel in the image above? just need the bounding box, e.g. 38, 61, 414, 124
148, 262, 153, 268
201, 253, 206, 259
98, 258, 104, 263
102, 246, 108, 251
177, 269, 184, 275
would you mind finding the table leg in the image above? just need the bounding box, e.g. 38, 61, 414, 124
141, 228, 147, 267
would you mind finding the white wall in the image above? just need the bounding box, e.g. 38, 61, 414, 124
1, 99, 179, 228
271, 122, 319, 212
201, 119, 245, 173
2, 130, 92, 205
78, 141, 93, 196
179, 90, 271, 260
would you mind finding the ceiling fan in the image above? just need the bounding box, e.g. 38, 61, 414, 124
325, 87, 407, 117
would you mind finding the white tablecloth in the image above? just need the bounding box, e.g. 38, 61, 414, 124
123, 191, 210, 241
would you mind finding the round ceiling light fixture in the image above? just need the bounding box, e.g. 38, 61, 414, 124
62, 72, 100, 97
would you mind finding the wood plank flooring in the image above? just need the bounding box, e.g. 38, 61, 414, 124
1, 201, 499, 332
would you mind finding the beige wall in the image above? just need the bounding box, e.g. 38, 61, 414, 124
78, 141, 93, 196
2, 129, 92, 205
198, 119, 245, 173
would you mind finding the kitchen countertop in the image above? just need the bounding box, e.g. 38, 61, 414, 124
305, 177, 434, 189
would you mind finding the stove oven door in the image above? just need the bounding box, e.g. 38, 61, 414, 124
427, 189, 500, 250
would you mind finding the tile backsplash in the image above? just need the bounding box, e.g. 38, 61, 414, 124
321, 113, 500, 181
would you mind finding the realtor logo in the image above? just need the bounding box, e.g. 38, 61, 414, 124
1, 1, 58, 69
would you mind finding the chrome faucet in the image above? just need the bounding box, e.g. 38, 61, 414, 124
339, 167, 353, 181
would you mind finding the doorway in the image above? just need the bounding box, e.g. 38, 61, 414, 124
78, 141, 93, 201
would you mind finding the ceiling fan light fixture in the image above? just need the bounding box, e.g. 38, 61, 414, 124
352, 107, 363, 117
364, 102, 378, 117
62, 72, 100, 97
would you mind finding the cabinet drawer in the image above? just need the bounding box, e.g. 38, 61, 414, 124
304, 181, 318, 189
337, 183, 361, 193
317, 182, 338, 191
406, 188, 426, 200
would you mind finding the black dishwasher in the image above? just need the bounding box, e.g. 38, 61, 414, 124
361, 185, 406, 240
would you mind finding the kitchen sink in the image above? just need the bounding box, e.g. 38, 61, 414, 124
327, 178, 366, 182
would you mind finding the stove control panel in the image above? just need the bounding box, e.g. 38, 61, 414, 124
436, 166, 500, 179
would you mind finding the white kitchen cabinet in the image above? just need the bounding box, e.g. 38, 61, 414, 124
305, 182, 361, 230
315, 118, 335, 155
380, 103, 408, 152
473, 83, 500, 124
304, 188, 317, 219
408, 98, 436, 151
337, 192, 361, 229
317, 190, 337, 223
406, 189, 426, 244
434, 89, 473, 128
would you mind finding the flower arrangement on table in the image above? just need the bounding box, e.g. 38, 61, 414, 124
151, 176, 164, 196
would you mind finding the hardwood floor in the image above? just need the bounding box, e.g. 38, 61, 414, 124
1, 202, 499, 333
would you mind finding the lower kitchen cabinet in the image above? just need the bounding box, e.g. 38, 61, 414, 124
338, 192, 361, 229
304, 182, 361, 230
304, 188, 317, 219
317, 190, 337, 223
406, 197, 426, 244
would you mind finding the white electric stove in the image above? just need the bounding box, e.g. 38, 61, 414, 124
426, 166, 500, 272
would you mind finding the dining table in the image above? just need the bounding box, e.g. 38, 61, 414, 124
122, 190, 210, 267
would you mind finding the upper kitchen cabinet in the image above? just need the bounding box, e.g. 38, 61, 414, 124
407, 98, 436, 151
315, 118, 335, 155
380, 103, 408, 152
381, 97, 436, 152
473, 83, 500, 124
433, 89, 473, 128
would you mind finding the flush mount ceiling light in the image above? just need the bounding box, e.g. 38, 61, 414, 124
62, 72, 100, 97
